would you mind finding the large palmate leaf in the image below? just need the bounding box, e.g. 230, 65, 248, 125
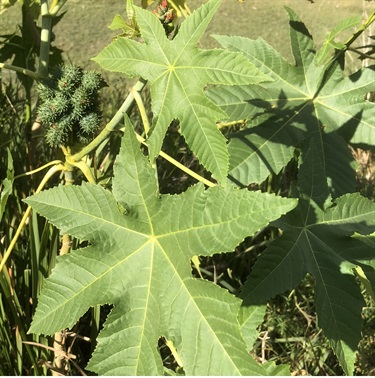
93, 0, 270, 183
239, 137, 375, 375
208, 7, 374, 187
26, 122, 297, 375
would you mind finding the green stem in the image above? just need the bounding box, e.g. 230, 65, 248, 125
59, 169, 74, 256
327, 9, 375, 71
14, 160, 63, 179
72, 79, 147, 162
198, 267, 236, 293
315, 9, 375, 98
130, 82, 161, 190
165, 339, 183, 368
134, 132, 216, 188
132, 87, 150, 136
39, 0, 53, 79
0, 63, 39, 81
159, 149, 215, 187
67, 158, 96, 184
217, 119, 246, 129
343, 9, 375, 51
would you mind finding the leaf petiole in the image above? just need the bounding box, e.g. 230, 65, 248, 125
131, 87, 150, 137
165, 339, 183, 368
0, 63, 39, 81
134, 132, 217, 188
14, 160, 63, 180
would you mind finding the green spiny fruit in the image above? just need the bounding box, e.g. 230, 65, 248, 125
37, 65, 105, 147
80, 113, 100, 134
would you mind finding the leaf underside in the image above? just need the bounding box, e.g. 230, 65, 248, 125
26, 122, 297, 375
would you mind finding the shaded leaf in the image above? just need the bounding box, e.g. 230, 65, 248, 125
240, 191, 375, 375
209, 8, 374, 186
298, 137, 331, 209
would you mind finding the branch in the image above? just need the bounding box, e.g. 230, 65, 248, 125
0, 62, 39, 80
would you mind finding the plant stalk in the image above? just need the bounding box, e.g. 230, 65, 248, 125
49, 0, 67, 16
39, 0, 53, 79
0, 63, 39, 80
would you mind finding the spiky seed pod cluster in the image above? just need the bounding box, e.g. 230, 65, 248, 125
37, 65, 105, 147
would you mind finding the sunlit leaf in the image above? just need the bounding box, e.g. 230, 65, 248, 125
26, 122, 297, 375
93, 0, 270, 183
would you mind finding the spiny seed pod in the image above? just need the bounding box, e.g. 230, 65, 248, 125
37, 82, 55, 102
37, 65, 105, 147
80, 113, 100, 134
81, 71, 103, 93
45, 122, 66, 147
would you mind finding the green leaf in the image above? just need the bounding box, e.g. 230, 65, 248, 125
335, 234, 375, 300
263, 361, 291, 376
93, 0, 270, 183
108, 14, 129, 31
0, 148, 14, 222
298, 137, 331, 209
316, 16, 362, 65
298, 134, 356, 210
210, 9, 374, 186
240, 193, 375, 375
26, 123, 297, 375
238, 304, 266, 349
108, 13, 138, 38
